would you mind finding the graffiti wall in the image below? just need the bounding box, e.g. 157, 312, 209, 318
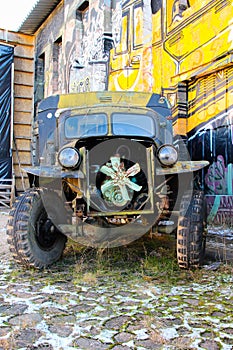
108, 0, 233, 225
68, 0, 113, 93
187, 65, 233, 225
109, 0, 153, 91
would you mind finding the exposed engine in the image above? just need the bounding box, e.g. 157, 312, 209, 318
95, 153, 149, 212
99, 155, 142, 207
64, 139, 155, 225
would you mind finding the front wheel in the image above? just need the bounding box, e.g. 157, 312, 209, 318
7, 189, 67, 269
177, 190, 206, 269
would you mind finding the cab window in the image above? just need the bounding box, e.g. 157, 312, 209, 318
65, 114, 108, 138
112, 113, 155, 137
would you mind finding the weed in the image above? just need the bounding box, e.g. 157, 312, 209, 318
57, 232, 233, 286
82, 272, 98, 284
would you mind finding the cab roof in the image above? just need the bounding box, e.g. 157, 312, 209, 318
38, 91, 171, 118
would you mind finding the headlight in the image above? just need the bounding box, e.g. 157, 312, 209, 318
58, 147, 81, 168
157, 145, 178, 166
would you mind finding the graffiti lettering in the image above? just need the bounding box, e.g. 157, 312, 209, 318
206, 195, 233, 226
205, 155, 233, 195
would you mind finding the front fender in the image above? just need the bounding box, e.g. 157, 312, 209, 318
156, 161, 209, 175
23, 166, 84, 179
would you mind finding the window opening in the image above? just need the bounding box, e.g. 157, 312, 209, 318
53, 37, 62, 93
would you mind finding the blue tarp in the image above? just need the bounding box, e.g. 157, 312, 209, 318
0, 44, 14, 179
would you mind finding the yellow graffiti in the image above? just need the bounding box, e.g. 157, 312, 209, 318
109, 0, 233, 136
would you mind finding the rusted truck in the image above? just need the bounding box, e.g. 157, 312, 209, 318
7, 92, 208, 269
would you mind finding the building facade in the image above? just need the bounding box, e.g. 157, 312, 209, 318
32, 0, 113, 106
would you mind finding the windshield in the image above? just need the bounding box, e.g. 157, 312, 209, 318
112, 113, 155, 137
65, 113, 108, 138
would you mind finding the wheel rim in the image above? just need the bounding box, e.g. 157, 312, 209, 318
35, 210, 58, 250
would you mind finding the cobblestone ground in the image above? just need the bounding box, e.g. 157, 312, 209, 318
0, 209, 233, 350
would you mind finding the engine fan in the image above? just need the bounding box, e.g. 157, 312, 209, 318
99, 155, 143, 208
